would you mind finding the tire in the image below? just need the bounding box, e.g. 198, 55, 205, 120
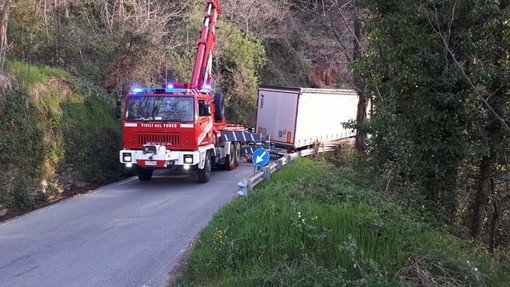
214, 93, 225, 122
137, 166, 153, 181
198, 152, 212, 183
225, 142, 240, 170
234, 142, 241, 165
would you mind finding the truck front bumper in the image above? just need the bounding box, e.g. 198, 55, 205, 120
119, 144, 213, 169
119, 148, 198, 168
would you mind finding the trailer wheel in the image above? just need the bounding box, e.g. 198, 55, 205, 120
214, 93, 225, 122
198, 152, 211, 183
225, 142, 240, 170
137, 166, 153, 181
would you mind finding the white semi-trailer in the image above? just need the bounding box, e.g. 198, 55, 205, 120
256, 86, 358, 150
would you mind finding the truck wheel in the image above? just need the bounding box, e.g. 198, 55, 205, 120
234, 142, 241, 165
225, 142, 240, 170
137, 166, 153, 181
198, 152, 211, 183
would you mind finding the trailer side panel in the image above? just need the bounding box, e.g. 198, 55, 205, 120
256, 86, 358, 149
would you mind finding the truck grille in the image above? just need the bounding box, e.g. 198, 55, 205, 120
138, 133, 180, 146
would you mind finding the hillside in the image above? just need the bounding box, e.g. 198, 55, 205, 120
0, 60, 127, 219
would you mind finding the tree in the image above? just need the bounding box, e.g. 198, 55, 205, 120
291, 0, 369, 151
0, 0, 14, 70
425, 0, 510, 241
359, 0, 470, 221
359, 0, 510, 246
451, 0, 510, 239
215, 23, 266, 127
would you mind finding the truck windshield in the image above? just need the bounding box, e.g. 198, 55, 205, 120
125, 96, 194, 122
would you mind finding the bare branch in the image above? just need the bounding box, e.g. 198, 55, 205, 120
328, 12, 351, 62
338, 8, 364, 54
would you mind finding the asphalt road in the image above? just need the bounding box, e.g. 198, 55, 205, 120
0, 163, 256, 287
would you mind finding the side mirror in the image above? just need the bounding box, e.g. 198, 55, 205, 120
115, 100, 122, 119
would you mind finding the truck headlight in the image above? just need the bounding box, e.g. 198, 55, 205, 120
184, 154, 193, 164
123, 152, 132, 162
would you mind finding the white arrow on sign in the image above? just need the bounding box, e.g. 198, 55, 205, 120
255, 151, 267, 164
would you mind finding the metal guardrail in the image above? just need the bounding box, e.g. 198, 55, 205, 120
237, 143, 339, 196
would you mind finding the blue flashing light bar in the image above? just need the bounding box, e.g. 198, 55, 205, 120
130, 87, 156, 94
165, 87, 190, 93
131, 87, 144, 93
129, 84, 194, 94
165, 83, 190, 93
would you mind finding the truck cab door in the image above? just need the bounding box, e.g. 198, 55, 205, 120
197, 99, 213, 145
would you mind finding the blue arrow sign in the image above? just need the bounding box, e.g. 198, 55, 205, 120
252, 148, 270, 167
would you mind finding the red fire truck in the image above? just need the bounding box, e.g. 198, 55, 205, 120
118, 0, 257, 183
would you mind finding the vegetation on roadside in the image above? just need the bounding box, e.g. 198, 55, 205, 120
357, 0, 510, 251
177, 157, 509, 286
0, 0, 508, 272
0, 60, 126, 216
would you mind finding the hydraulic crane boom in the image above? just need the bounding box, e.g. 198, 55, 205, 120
190, 0, 220, 90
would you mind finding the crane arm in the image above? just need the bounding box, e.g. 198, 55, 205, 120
190, 0, 220, 90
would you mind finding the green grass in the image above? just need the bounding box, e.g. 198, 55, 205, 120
5, 59, 68, 87
177, 158, 510, 286
0, 59, 125, 212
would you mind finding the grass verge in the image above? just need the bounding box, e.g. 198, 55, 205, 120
176, 157, 509, 286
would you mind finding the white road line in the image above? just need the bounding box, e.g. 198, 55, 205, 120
35, 205, 58, 213
116, 178, 137, 186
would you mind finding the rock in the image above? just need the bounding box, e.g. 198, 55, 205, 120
0, 209, 8, 217
41, 179, 48, 194
74, 181, 87, 188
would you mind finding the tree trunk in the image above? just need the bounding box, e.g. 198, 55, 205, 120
488, 191, 498, 253
471, 142, 492, 238
0, 0, 13, 70
354, 88, 368, 152
471, 113, 500, 238
352, 3, 367, 153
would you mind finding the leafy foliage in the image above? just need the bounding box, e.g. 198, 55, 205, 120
0, 60, 125, 212
261, 37, 312, 87
9, 0, 180, 91
177, 158, 509, 286
215, 23, 266, 127
357, 0, 510, 235
357, 0, 470, 221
